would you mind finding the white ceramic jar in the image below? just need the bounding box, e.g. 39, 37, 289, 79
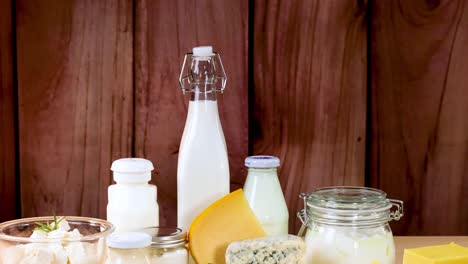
243, 156, 289, 236
107, 158, 159, 232
298, 187, 404, 264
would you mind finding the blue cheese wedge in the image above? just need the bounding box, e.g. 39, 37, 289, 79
225, 235, 305, 264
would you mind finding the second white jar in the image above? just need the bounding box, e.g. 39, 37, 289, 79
144, 227, 188, 264
107, 158, 159, 232
243, 155, 289, 236
107, 232, 153, 263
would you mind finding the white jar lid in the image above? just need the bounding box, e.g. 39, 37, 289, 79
111, 158, 154, 183
107, 232, 152, 249
193, 46, 214, 56
245, 155, 280, 168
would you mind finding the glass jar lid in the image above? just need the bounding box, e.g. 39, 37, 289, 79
142, 227, 187, 249
298, 187, 403, 230
307, 186, 390, 210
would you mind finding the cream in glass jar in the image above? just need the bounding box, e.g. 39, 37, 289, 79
143, 227, 188, 264
243, 156, 289, 236
297, 187, 404, 264
107, 232, 152, 263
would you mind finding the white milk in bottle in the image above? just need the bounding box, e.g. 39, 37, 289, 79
243, 156, 289, 236
107, 158, 159, 232
177, 46, 230, 230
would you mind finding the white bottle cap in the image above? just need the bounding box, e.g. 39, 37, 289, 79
111, 158, 154, 183
245, 155, 280, 168
193, 46, 214, 56
107, 232, 152, 249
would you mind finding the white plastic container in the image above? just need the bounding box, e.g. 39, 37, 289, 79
177, 46, 230, 231
107, 232, 152, 263
107, 158, 159, 232
243, 156, 289, 236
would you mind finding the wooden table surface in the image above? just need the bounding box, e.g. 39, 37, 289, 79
395, 236, 468, 264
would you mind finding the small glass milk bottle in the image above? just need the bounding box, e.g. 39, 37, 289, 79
177, 46, 229, 231
243, 156, 289, 236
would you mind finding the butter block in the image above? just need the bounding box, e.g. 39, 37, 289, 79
403, 243, 468, 264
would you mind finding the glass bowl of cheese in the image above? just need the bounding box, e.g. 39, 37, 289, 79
0, 216, 114, 264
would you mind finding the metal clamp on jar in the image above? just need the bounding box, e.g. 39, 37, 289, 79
297, 186, 404, 264
143, 227, 188, 264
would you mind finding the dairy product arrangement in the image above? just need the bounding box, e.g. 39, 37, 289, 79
0, 46, 416, 264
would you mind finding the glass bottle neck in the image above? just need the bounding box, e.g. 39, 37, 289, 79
190, 85, 218, 101
247, 167, 278, 176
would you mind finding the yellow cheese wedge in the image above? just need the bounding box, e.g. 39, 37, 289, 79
189, 189, 266, 264
403, 243, 468, 264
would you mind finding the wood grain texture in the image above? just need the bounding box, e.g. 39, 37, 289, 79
253, 0, 368, 232
16, 0, 133, 218
0, 0, 17, 222
135, 0, 249, 226
371, 0, 468, 235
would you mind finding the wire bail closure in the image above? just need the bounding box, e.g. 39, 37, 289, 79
178, 52, 227, 94
389, 199, 404, 221
297, 193, 309, 237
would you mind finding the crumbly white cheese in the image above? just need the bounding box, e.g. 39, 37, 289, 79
225, 235, 306, 264
2, 219, 102, 264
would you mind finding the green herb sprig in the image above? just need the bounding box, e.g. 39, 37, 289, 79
33, 212, 65, 233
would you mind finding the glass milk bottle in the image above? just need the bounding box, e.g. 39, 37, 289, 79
243, 156, 289, 236
177, 46, 229, 230
108, 158, 159, 232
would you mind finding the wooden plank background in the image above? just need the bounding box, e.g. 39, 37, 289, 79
370, 0, 468, 235
16, 0, 133, 218
0, 0, 17, 222
0, 0, 467, 235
